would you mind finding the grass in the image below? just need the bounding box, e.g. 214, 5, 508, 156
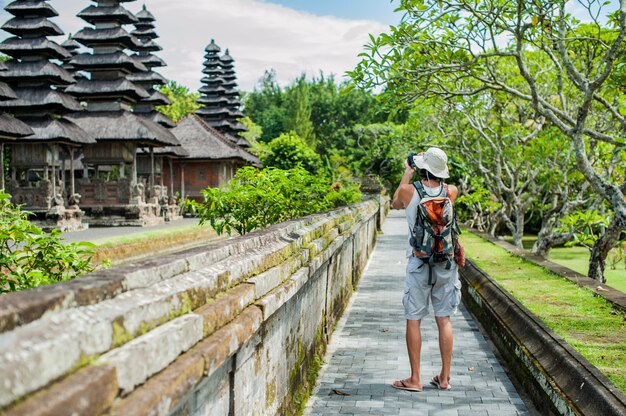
505, 236, 626, 293
462, 231, 626, 393
90, 224, 222, 266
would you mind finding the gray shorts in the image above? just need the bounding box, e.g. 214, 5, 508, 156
403, 256, 461, 320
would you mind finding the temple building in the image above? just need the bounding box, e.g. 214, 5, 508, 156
0, 0, 96, 231
130, 3, 185, 221
66, 0, 180, 226
196, 39, 250, 148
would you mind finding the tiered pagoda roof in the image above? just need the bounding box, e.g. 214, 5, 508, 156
0, 0, 94, 146
129, 4, 175, 128
66, 0, 177, 147
196, 39, 250, 148
0, 61, 33, 140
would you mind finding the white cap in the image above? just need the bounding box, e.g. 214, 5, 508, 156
411, 147, 450, 179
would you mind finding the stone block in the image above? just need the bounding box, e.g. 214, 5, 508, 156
0, 314, 85, 407
195, 283, 256, 336
197, 306, 263, 379
98, 314, 203, 394
255, 268, 309, 321
108, 347, 204, 416
4, 365, 117, 416
121, 255, 190, 290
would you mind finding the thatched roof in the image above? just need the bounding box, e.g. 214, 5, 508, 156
136, 5, 156, 22
151, 144, 189, 158
128, 70, 167, 85
5, 1, 58, 18
172, 115, 259, 165
0, 81, 17, 100
199, 85, 227, 95
0, 87, 81, 112
0, 113, 33, 139
71, 51, 147, 73
134, 39, 162, 53
61, 37, 81, 52
66, 78, 149, 102
77, 5, 138, 25
67, 110, 179, 146
133, 54, 165, 68
140, 89, 171, 106
132, 27, 158, 39
0, 36, 70, 60
13, 115, 95, 145
0, 60, 76, 85
197, 95, 229, 106
195, 106, 230, 117
220, 52, 234, 64
202, 67, 224, 76
205, 39, 221, 54
135, 110, 175, 128
1, 16, 63, 37
73, 27, 142, 50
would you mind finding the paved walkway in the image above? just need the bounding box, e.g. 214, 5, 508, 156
304, 210, 530, 416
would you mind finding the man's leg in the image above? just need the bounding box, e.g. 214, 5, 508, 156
435, 316, 453, 388
405, 319, 422, 388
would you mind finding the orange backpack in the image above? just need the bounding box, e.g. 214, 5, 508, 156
410, 182, 464, 285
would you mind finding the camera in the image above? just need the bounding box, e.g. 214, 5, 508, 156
407, 152, 418, 169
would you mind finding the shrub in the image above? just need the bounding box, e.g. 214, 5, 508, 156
261, 132, 323, 174
0, 192, 96, 294
186, 166, 361, 236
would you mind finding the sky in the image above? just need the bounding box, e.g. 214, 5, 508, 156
0, 0, 403, 92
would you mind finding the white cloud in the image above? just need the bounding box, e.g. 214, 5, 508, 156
1, 0, 388, 92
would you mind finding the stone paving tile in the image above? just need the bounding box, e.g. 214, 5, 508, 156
303, 210, 531, 416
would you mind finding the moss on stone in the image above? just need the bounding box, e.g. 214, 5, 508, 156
111, 318, 132, 348
265, 377, 276, 409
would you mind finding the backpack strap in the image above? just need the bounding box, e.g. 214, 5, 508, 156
413, 181, 425, 199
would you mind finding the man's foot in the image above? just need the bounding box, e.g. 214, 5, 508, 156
430, 375, 452, 390
391, 379, 422, 392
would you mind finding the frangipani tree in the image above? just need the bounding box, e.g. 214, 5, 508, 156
351, 0, 626, 281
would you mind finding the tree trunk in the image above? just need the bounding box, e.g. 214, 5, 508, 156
588, 213, 625, 282
532, 231, 573, 257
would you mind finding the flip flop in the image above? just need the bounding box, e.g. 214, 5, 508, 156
430, 375, 452, 390
391, 379, 422, 392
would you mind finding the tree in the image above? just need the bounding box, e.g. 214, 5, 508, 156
284, 76, 316, 146
261, 132, 322, 174
351, 0, 626, 281
157, 80, 200, 122
242, 70, 287, 142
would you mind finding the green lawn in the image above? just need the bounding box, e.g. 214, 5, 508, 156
463, 231, 626, 394
504, 236, 626, 293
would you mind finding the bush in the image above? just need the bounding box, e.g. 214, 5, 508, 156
261, 132, 323, 174
0, 192, 96, 294
186, 166, 361, 236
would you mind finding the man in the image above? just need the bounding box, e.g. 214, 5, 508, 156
391, 147, 461, 392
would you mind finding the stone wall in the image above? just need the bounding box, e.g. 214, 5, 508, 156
0, 199, 383, 416
460, 260, 626, 416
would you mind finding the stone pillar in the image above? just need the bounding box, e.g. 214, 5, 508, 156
69, 147, 75, 196
168, 158, 174, 197
181, 164, 185, 200
0, 143, 4, 190
120, 161, 126, 179
150, 147, 155, 190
